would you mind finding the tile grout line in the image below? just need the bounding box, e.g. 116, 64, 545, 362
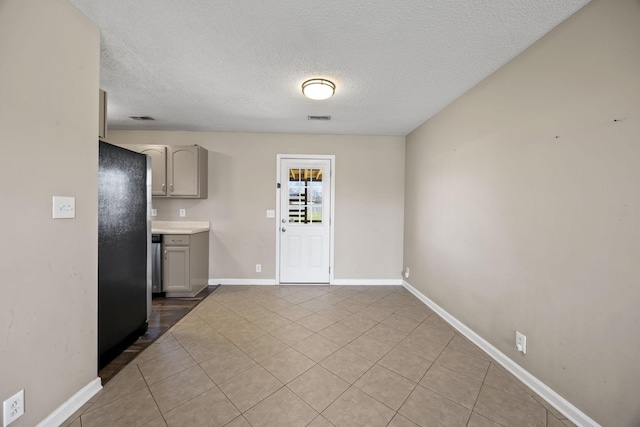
142, 338, 185, 424
465, 354, 494, 427
291, 296, 422, 425
145, 289, 225, 423
180, 291, 259, 424
393, 333, 457, 427
81, 285, 552, 426
214, 293, 325, 423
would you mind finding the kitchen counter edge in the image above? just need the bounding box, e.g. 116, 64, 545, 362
151, 221, 210, 235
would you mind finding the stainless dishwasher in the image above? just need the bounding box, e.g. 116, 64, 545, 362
151, 234, 162, 293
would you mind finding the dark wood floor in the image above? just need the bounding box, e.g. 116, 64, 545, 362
98, 285, 218, 384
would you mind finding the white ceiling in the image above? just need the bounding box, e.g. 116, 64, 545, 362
68, 0, 589, 136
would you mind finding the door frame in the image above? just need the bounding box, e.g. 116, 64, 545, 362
275, 154, 335, 284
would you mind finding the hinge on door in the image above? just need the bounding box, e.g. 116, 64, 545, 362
277, 183, 281, 189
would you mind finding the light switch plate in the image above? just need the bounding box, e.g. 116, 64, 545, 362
151, 208, 157, 217
52, 196, 75, 219
266, 210, 275, 218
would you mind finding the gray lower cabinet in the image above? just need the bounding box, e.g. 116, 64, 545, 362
163, 232, 209, 297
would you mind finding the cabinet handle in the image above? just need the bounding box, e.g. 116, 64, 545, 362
170, 184, 174, 192
162, 183, 165, 192
164, 250, 167, 260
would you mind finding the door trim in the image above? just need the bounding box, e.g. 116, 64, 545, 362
275, 154, 335, 284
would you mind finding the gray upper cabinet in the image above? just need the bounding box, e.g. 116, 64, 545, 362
116, 144, 208, 199
168, 145, 208, 198
138, 145, 167, 196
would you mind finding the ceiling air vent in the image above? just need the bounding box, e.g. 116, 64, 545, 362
307, 115, 331, 121
129, 116, 155, 121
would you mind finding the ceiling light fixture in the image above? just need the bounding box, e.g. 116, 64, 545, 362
302, 79, 335, 100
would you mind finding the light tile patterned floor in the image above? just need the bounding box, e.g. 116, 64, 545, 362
63, 285, 576, 427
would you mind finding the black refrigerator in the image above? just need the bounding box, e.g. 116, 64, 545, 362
98, 141, 151, 369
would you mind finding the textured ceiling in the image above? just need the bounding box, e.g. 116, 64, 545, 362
68, 0, 589, 136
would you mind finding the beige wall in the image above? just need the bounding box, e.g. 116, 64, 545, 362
0, 0, 100, 425
108, 131, 405, 282
403, 0, 640, 425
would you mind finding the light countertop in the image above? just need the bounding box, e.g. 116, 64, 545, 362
151, 220, 210, 235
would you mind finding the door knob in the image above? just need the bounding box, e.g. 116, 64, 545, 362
281, 227, 286, 232
282, 218, 286, 223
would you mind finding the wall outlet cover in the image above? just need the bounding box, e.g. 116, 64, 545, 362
3, 389, 24, 426
516, 331, 527, 354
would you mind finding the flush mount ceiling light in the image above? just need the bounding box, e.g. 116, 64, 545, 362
302, 79, 335, 100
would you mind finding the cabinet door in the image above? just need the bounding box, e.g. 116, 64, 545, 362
168, 146, 199, 197
163, 246, 190, 292
138, 145, 167, 196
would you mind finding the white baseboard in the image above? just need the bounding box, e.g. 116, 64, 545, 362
37, 377, 102, 427
209, 279, 277, 286
331, 279, 403, 286
402, 280, 600, 427
208, 279, 403, 286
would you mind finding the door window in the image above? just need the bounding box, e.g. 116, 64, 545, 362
288, 168, 323, 224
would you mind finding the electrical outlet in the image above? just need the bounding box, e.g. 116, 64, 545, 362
256, 264, 261, 273
516, 331, 527, 354
3, 390, 24, 426
179, 209, 186, 217
266, 210, 275, 218
151, 208, 157, 217
404, 267, 410, 279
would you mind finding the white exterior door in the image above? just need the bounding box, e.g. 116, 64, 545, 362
279, 157, 332, 283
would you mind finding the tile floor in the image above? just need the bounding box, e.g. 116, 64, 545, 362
99, 286, 218, 384
63, 285, 576, 427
